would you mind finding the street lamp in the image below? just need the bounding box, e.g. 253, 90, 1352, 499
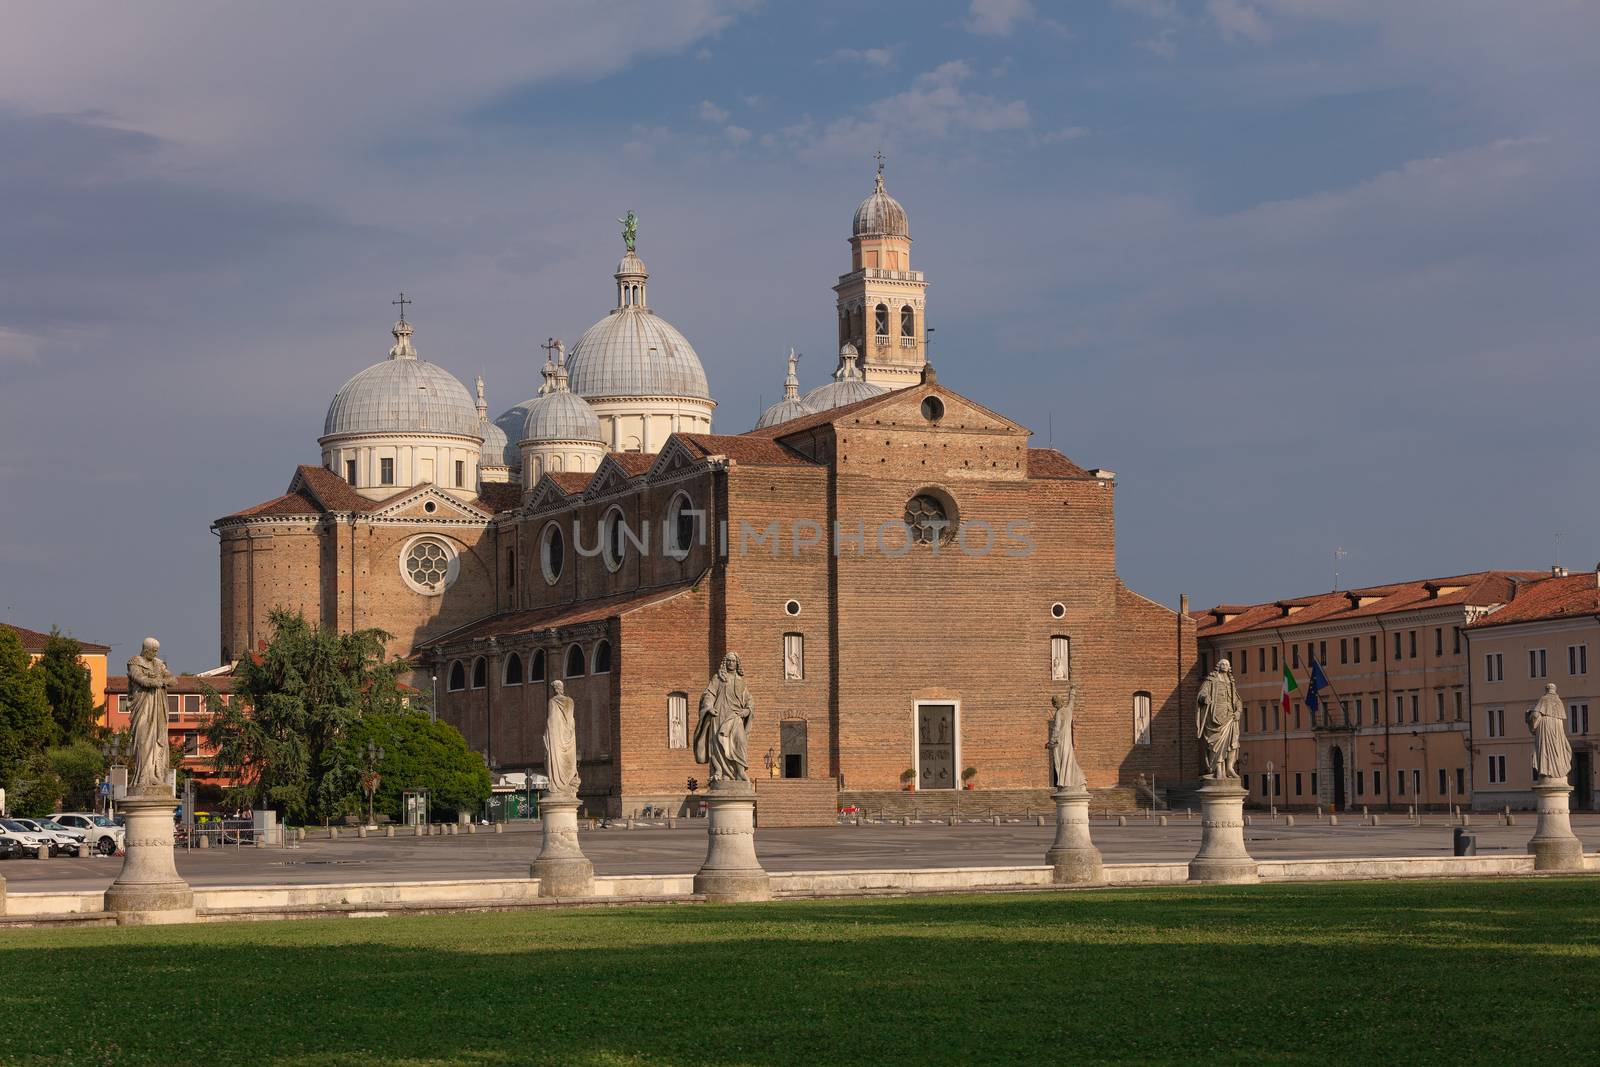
430, 672, 438, 723
360, 740, 385, 828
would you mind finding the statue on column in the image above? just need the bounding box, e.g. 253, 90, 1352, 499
544, 680, 580, 796
694, 652, 753, 783
1195, 658, 1242, 779
1047, 684, 1086, 791
1527, 682, 1573, 781
126, 637, 175, 794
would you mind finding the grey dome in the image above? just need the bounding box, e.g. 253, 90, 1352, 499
493, 403, 535, 455
522, 389, 602, 444
477, 415, 513, 468
566, 248, 711, 401
755, 396, 815, 430
323, 321, 482, 440
853, 171, 908, 238
804, 343, 886, 412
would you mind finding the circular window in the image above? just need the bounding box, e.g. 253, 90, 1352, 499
666, 492, 695, 559
1051, 602, 1066, 619
399, 535, 459, 596
904, 490, 957, 545
785, 600, 801, 616
602, 506, 627, 572
540, 523, 565, 585
423, 501, 437, 514
920, 396, 945, 422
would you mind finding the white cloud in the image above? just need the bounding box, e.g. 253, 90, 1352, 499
1207, 0, 1272, 43
802, 60, 1031, 156
965, 0, 1035, 37
697, 100, 731, 124
825, 47, 898, 70
722, 125, 752, 144
1036, 126, 1089, 144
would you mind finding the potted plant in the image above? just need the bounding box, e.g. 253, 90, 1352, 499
900, 768, 917, 791
961, 766, 977, 790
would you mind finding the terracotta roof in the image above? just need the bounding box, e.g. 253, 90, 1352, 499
745, 389, 901, 439
1026, 448, 1091, 480
2, 624, 111, 654
607, 452, 656, 476
106, 674, 236, 695
474, 482, 523, 515
678, 434, 817, 467
293, 464, 374, 512
1196, 571, 1546, 637
1469, 571, 1600, 629
548, 472, 592, 494
420, 581, 701, 648
230, 491, 323, 518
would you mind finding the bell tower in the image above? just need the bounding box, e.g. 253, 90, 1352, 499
833, 158, 928, 390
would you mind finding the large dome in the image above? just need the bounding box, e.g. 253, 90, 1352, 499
323, 321, 482, 440
565, 249, 711, 401
803, 343, 886, 412
522, 389, 602, 444
852, 170, 909, 238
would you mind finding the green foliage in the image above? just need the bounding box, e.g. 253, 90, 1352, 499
9, 752, 64, 817
38, 628, 98, 744
48, 741, 107, 810
0, 627, 53, 791
203, 610, 411, 823
341, 710, 490, 821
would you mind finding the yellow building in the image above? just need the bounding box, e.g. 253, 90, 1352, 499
2, 623, 112, 722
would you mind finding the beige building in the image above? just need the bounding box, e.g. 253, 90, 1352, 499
1197, 572, 1542, 811
1466, 567, 1599, 811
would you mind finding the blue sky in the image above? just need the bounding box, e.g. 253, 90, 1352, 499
1, 1, 1596, 670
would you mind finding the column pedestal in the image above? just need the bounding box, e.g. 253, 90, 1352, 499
1529, 779, 1584, 871
1045, 789, 1103, 884
1188, 778, 1258, 884
530, 796, 594, 897
104, 791, 195, 925
694, 780, 771, 903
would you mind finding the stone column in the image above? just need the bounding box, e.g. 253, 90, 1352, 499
1529, 778, 1584, 871
530, 796, 594, 897
1046, 789, 1103, 884
693, 780, 771, 902
104, 791, 195, 925
1188, 777, 1258, 884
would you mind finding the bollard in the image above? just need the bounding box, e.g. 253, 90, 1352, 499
1369, 814, 1380, 827
1242, 815, 1251, 827
1329, 814, 1338, 826
1461, 813, 1470, 827
35, 845, 50, 860
1505, 813, 1516, 827
357, 826, 368, 839
197, 834, 210, 850
330, 827, 339, 840
1035, 815, 1046, 827
385, 826, 395, 838
1117, 815, 1127, 827
1157, 815, 1168, 827
467, 823, 476, 835
991, 815, 1001, 827
668, 817, 678, 829
1285, 814, 1295, 827
78, 842, 91, 858
495, 822, 505, 834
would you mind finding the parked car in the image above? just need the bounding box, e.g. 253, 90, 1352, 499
50, 812, 125, 855
0, 836, 23, 860
0, 819, 52, 857
13, 818, 87, 857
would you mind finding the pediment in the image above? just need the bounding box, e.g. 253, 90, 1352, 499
369, 485, 490, 521
647, 436, 704, 479
583, 457, 639, 499
835, 384, 1028, 437
526, 475, 579, 513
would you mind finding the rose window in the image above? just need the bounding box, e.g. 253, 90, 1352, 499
402, 538, 454, 593
904, 494, 950, 545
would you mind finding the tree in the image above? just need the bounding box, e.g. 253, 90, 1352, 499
0, 626, 53, 792
340, 711, 491, 822
9, 753, 64, 818
203, 610, 411, 823
48, 742, 107, 810
39, 629, 99, 744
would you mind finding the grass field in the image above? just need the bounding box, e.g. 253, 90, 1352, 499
1, 878, 1596, 1066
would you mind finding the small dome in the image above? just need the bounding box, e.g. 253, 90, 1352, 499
755, 396, 815, 429
522, 389, 603, 444
803, 343, 886, 412
852, 170, 908, 238
322, 320, 483, 440
478, 415, 512, 468
493, 403, 535, 455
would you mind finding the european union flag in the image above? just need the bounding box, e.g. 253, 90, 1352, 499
1305, 658, 1331, 712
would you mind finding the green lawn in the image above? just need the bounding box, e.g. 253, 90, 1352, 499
1, 878, 1596, 1065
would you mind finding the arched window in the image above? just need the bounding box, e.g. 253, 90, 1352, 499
447, 660, 466, 692
900, 304, 914, 339
503, 652, 524, 686
471, 657, 487, 690
529, 648, 546, 682
1133, 691, 1152, 746
565, 644, 586, 678
874, 303, 889, 338
592, 640, 612, 674
667, 492, 696, 558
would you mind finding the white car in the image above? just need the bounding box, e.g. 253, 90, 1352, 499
13, 818, 87, 857
0, 819, 52, 857
49, 812, 125, 855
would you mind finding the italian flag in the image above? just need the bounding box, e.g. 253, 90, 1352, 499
1281, 660, 1298, 713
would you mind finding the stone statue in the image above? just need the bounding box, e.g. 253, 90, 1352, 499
126, 637, 175, 794
1047, 684, 1086, 791
618, 209, 638, 252
1527, 682, 1573, 781
544, 680, 580, 796
1195, 658, 1242, 779
693, 652, 753, 783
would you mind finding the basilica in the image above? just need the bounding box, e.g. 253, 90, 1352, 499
216, 166, 1198, 819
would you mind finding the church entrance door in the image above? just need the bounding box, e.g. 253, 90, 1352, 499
916, 703, 957, 790
780, 719, 807, 779
1331, 747, 1347, 811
